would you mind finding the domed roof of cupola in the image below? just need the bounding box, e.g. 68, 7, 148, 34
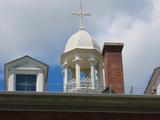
64, 30, 101, 53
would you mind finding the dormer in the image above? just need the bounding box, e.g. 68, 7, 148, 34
4, 56, 48, 92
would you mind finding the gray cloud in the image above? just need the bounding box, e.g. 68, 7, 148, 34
94, 0, 160, 88
0, 0, 158, 89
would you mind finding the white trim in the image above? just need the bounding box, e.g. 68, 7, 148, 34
74, 57, 81, 88
89, 58, 97, 89
8, 73, 15, 91
13, 67, 41, 71
36, 70, 44, 92
63, 63, 68, 92
7, 68, 45, 92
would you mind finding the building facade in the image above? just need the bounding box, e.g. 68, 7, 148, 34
0, 1, 160, 119
145, 67, 160, 95
0, 92, 160, 120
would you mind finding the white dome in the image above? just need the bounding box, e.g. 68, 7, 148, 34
64, 30, 101, 53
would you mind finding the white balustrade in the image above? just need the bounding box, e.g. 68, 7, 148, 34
67, 78, 93, 92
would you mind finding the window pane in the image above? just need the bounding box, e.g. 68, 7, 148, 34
27, 85, 36, 91
16, 75, 25, 84
16, 74, 36, 91
27, 75, 36, 85
16, 85, 25, 91
16, 75, 26, 91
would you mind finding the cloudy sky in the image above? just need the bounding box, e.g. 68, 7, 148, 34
0, 0, 160, 92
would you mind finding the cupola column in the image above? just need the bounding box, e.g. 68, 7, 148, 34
63, 61, 68, 92
74, 57, 81, 89
98, 64, 104, 89
89, 58, 97, 89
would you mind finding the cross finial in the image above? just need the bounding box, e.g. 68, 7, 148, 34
72, 0, 91, 30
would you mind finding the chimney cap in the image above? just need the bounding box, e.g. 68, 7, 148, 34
102, 42, 124, 56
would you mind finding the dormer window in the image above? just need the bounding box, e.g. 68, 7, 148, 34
5, 56, 48, 92
16, 74, 37, 91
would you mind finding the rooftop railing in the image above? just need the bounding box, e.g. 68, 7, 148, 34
45, 83, 151, 95
0, 81, 159, 95
67, 79, 93, 92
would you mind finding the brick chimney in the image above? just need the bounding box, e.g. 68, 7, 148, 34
102, 42, 124, 94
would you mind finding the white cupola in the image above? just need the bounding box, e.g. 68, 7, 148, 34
60, 1, 104, 93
